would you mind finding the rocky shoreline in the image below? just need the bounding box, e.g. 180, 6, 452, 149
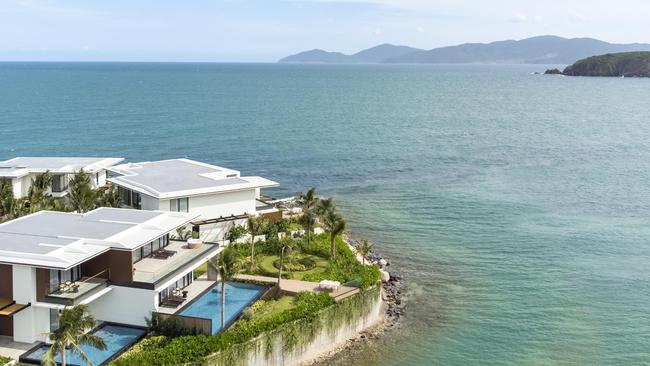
344, 234, 406, 327
305, 235, 406, 366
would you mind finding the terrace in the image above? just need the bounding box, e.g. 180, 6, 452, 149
156, 277, 216, 314
133, 240, 221, 285
45, 273, 109, 306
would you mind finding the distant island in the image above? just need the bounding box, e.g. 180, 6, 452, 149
279, 36, 650, 64
545, 52, 650, 77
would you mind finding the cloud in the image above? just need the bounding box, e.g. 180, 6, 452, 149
508, 12, 527, 23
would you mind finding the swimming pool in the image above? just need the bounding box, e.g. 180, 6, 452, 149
179, 282, 267, 334
20, 323, 146, 366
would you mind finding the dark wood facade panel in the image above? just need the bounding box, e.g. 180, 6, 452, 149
35, 268, 50, 302
0, 264, 12, 299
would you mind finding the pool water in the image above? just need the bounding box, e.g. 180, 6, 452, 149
179, 282, 266, 334
21, 324, 146, 366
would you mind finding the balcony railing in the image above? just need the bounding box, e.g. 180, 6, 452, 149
46, 269, 109, 305
133, 241, 220, 285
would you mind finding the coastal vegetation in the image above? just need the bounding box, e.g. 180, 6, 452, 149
43, 305, 107, 366
546, 52, 650, 77
113, 287, 381, 366
0, 170, 122, 222
112, 187, 381, 366
211, 247, 243, 329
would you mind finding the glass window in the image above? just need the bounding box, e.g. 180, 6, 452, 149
49, 269, 59, 292
179, 198, 188, 212
119, 187, 131, 206
52, 175, 63, 192
142, 242, 152, 257
152, 238, 161, 252
49, 265, 82, 293
132, 248, 142, 263
131, 191, 142, 209
50, 309, 60, 331
169, 198, 189, 212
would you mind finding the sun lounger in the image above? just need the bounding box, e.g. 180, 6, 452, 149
152, 249, 176, 259
318, 280, 341, 291
161, 295, 186, 307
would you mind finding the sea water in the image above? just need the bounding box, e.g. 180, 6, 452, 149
2, 62, 650, 365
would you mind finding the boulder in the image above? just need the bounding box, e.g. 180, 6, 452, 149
544, 68, 563, 75
379, 269, 390, 282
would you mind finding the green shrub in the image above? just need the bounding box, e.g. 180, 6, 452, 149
241, 307, 254, 321
147, 313, 200, 337
111, 292, 335, 366
301, 234, 380, 289
272, 255, 316, 272
250, 300, 266, 312
0, 355, 12, 365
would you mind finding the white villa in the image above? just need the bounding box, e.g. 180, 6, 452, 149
107, 159, 280, 242
0, 157, 282, 354
0, 207, 224, 344
0, 157, 124, 198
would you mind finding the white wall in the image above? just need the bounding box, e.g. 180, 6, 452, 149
188, 190, 256, 219
139, 194, 160, 211
155, 190, 256, 220
11, 265, 49, 343
95, 169, 108, 188
11, 176, 31, 198
9, 169, 109, 198
198, 219, 247, 243
88, 286, 157, 327
207, 289, 385, 366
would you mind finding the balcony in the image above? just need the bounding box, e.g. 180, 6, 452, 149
133, 240, 221, 286
45, 273, 109, 306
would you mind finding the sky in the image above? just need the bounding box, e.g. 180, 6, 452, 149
1, 0, 649, 62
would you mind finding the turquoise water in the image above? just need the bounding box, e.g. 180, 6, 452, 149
22, 324, 145, 366
179, 282, 266, 334
2, 63, 650, 365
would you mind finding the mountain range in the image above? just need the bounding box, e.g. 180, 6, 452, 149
279, 36, 650, 64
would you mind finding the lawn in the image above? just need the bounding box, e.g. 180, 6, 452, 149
193, 263, 208, 279
257, 254, 329, 280
251, 296, 296, 321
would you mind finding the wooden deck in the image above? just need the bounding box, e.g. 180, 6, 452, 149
157, 277, 217, 315
235, 274, 360, 301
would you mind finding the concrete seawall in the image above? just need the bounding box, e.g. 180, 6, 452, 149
204, 286, 384, 366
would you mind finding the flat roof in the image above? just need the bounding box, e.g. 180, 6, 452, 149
0, 208, 197, 270
0, 157, 124, 178
108, 158, 279, 199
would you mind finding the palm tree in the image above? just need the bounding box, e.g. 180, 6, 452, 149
246, 215, 267, 272
5, 198, 29, 221
96, 187, 121, 208
27, 171, 53, 211
297, 210, 315, 245
208, 247, 241, 330
42, 305, 106, 366
0, 178, 14, 217
316, 197, 334, 216
277, 237, 296, 287
357, 239, 373, 265
322, 209, 346, 260
68, 169, 96, 213
30, 170, 53, 196
298, 187, 318, 246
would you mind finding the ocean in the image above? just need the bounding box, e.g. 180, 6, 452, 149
1, 62, 649, 365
